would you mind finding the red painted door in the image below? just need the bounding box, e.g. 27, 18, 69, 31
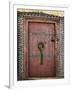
28, 22, 56, 77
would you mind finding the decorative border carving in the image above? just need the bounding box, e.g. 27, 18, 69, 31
17, 13, 24, 80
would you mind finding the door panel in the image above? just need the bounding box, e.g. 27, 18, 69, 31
28, 22, 56, 77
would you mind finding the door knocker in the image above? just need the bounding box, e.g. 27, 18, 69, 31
38, 42, 45, 65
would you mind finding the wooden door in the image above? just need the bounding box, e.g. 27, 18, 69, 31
28, 22, 56, 77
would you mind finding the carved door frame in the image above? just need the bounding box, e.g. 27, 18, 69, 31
24, 18, 57, 79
